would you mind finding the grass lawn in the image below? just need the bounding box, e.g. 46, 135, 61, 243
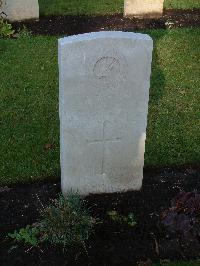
0, 28, 200, 185
165, 0, 200, 10
39, 0, 200, 16
39, 0, 123, 16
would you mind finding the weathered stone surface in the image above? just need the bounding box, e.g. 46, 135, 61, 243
1, 0, 39, 21
124, 0, 164, 18
59, 31, 153, 195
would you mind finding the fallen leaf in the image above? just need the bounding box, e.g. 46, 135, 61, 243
44, 143, 56, 150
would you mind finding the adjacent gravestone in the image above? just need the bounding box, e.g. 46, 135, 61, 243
59, 31, 153, 195
1, 0, 39, 21
124, 0, 164, 18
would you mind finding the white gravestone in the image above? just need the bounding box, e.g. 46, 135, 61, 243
59, 31, 153, 195
1, 0, 39, 21
124, 0, 164, 18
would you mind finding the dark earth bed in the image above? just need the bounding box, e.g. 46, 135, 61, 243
1, 165, 200, 265
12, 9, 200, 36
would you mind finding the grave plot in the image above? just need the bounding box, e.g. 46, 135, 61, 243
0, 0, 200, 265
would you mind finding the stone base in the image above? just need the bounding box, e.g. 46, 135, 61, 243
1, 0, 39, 21
124, 0, 164, 19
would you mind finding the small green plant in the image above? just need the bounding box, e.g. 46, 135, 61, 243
8, 193, 95, 252
17, 25, 32, 38
107, 210, 137, 227
125, 213, 137, 227
40, 193, 95, 250
8, 225, 40, 247
0, 18, 15, 38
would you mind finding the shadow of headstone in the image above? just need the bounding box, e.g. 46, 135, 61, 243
144, 28, 167, 167
150, 29, 166, 106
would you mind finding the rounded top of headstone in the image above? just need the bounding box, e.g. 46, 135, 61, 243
58, 31, 153, 46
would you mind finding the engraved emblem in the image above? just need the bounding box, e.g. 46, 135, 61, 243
93, 57, 120, 79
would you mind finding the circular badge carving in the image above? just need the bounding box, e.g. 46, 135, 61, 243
93, 57, 120, 79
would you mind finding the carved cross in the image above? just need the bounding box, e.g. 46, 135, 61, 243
87, 121, 121, 175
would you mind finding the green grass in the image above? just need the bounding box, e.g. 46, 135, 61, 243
0, 36, 60, 184
39, 0, 200, 16
165, 0, 200, 9
145, 28, 200, 167
0, 28, 200, 185
39, 0, 123, 16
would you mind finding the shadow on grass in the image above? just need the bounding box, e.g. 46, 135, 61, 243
144, 28, 167, 167
149, 29, 166, 106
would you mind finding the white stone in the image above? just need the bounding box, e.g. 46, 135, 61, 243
59, 31, 153, 195
1, 0, 39, 21
124, 0, 164, 18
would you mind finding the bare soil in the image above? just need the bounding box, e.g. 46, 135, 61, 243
1, 165, 200, 265
12, 9, 200, 36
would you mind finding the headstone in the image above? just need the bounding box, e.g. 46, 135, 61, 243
59, 31, 153, 195
1, 0, 39, 21
124, 0, 164, 18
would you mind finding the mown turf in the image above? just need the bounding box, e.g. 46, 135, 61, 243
165, 0, 200, 10
0, 28, 200, 185
0, 36, 60, 184
39, 0, 123, 16
39, 0, 200, 16
145, 28, 200, 168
